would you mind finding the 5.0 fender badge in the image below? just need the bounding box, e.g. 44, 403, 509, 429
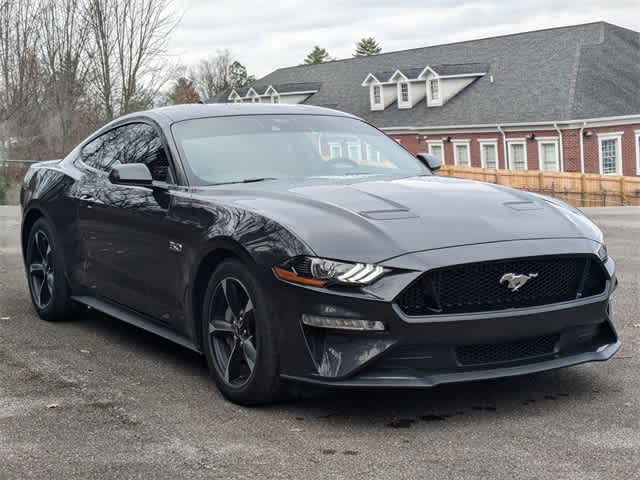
169, 241, 183, 253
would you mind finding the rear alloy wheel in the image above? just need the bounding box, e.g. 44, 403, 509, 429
26, 218, 74, 322
202, 259, 281, 405
29, 230, 55, 310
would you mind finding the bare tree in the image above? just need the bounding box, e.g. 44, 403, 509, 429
0, 0, 43, 124
39, 0, 92, 154
191, 50, 254, 102
85, 0, 116, 120
113, 0, 178, 114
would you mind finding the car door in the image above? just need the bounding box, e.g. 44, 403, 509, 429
76, 122, 183, 325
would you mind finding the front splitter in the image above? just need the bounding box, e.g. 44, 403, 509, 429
281, 340, 621, 388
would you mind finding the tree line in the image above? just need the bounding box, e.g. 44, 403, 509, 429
0, 0, 382, 162
0, 0, 182, 159
304, 37, 382, 64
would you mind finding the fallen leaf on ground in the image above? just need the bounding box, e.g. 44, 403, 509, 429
289, 427, 304, 432
46, 403, 60, 409
80, 349, 90, 354
0, 317, 10, 320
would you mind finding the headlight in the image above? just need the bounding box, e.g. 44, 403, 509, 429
274, 256, 386, 287
596, 243, 608, 262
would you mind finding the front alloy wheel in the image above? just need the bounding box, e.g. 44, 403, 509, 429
209, 277, 258, 387
202, 259, 281, 405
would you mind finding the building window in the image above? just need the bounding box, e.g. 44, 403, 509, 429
427, 141, 444, 163
429, 79, 440, 101
537, 139, 559, 172
400, 83, 409, 103
508, 141, 527, 170
366, 143, 382, 163
453, 141, 470, 167
480, 141, 498, 169
271, 95, 280, 104
372, 85, 382, 105
346, 142, 363, 162
598, 134, 622, 175
329, 143, 342, 159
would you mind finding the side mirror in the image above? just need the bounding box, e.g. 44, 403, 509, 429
109, 163, 153, 187
416, 153, 442, 173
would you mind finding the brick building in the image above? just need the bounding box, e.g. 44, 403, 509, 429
219, 22, 640, 176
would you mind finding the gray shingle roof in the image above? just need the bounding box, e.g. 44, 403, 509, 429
239, 22, 639, 128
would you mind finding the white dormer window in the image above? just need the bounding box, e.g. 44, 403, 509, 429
373, 85, 382, 105
271, 95, 280, 104
400, 83, 409, 103
429, 79, 440, 101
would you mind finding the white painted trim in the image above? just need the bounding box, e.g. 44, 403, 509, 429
537, 138, 560, 172
277, 90, 318, 96
397, 81, 411, 109
438, 72, 487, 79
228, 89, 241, 101
452, 140, 471, 166
427, 140, 445, 163
478, 140, 499, 168
426, 78, 442, 107
370, 84, 384, 110
596, 131, 625, 137
418, 65, 439, 79
636, 130, 640, 176
389, 70, 408, 82
246, 87, 259, 98
381, 114, 640, 132
597, 133, 623, 176
361, 73, 381, 86
507, 140, 528, 170
264, 85, 278, 95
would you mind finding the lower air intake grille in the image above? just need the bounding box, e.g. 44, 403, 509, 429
396, 255, 607, 316
456, 335, 559, 366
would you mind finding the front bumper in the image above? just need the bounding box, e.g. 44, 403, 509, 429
268, 239, 619, 388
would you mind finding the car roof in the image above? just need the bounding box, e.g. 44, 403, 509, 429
142, 103, 358, 123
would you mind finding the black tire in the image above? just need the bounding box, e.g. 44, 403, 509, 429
201, 258, 282, 405
26, 218, 75, 322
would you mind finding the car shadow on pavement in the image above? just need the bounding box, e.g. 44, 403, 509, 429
73, 308, 612, 429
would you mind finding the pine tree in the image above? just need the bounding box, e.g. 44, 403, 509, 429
167, 77, 201, 105
354, 37, 382, 56
304, 46, 332, 64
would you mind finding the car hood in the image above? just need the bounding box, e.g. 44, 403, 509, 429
194, 175, 602, 264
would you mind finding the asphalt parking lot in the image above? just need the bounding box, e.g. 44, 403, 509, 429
0, 205, 638, 479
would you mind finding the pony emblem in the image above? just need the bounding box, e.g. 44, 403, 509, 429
499, 273, 538, 292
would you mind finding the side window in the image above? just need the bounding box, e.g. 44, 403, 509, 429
120, 123, 171, 182
80, 128, 125, 171
81, 130, 113, 169
81, 123, 171, 183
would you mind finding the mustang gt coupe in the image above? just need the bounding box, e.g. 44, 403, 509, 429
21, 104, 619, 405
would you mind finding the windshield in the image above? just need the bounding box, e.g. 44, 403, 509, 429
171, 114, 428, 185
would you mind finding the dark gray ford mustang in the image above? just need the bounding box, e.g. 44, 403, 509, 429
21, 104, 619, 405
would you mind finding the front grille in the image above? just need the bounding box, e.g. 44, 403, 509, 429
396, 255, 607, 316
456, 335, 559, 366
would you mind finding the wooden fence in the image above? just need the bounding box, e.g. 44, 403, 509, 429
438, 166, 640, 207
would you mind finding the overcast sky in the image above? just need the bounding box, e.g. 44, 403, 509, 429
170, 0, 639, 78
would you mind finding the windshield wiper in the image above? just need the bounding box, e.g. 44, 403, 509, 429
212, 177, 278, 186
